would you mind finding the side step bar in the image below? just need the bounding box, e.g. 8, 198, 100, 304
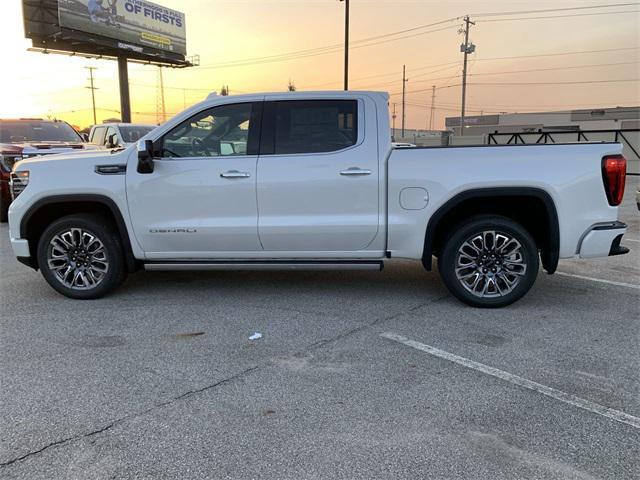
144, 260, 384, 271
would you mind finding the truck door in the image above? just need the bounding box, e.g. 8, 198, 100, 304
256, 98, 380, 252
126, 102, 263, 258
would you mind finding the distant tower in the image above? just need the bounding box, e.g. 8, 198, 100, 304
156, 67, 166, 124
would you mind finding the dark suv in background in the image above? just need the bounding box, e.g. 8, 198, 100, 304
0, 118, 98, 222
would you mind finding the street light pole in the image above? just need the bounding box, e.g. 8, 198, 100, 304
340, 0, 350, 90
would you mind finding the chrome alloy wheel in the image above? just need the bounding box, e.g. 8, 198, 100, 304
47, 228, 109, 290
454, 230, 527, 298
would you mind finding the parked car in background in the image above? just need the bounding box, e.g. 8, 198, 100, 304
88, 123, 156, 148
0, 118, 99, 222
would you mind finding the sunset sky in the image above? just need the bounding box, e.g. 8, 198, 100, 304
1, 0, 638, 129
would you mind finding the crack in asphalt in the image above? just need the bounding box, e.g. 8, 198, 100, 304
0, 364, 261, 468
0, 294, 447, 468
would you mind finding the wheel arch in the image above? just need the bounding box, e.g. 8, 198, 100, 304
422, 187, 559, 274
20, 194, 139, 272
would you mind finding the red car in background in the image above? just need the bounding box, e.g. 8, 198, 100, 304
0, 118, 99, 222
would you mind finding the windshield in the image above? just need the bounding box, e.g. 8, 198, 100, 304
118, 126, 155, 143
0, 121, 82, 143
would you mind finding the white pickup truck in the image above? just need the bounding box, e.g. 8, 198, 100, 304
7, 91, 629, 307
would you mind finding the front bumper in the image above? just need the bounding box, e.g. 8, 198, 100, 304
578, 221, 628, 259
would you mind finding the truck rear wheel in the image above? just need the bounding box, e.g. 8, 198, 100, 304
438, 215, 539, 308
37, 214, 126, 299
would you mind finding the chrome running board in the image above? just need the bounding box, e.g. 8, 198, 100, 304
144, 261, 384, 271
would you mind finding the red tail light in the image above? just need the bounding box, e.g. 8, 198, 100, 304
601, 154, 626, 206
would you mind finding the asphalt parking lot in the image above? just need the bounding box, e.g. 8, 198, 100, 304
1, 178, 638, 479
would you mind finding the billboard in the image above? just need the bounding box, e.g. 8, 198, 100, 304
57, 0, 186, 55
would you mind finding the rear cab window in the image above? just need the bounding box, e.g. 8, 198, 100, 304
262, 100, 358, 155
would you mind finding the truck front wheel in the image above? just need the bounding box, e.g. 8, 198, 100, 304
438, 215, 539, 308
37, 214, 126, 299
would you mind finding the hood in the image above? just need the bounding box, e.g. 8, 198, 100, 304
14, 146, 130, 170
0, 141, 102, 158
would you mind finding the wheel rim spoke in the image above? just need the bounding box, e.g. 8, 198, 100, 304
47, 227, 109, 291
455, 229, 528, 299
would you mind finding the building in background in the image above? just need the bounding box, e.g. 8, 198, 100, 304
391, 128, 445, 146
444, 106, 640, 174
445, 106, 639, 136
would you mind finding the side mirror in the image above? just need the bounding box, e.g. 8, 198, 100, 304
106, 133, 118, 149
81, 133, 90, 142
137, 139, 155, 174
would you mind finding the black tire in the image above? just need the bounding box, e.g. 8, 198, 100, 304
0, 194, 8, 223
438, 215, 539, 308
37, 214, 127, 299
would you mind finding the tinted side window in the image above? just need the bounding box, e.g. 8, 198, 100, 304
91, 127, 106, 145
105, 127, 118, 145
161, 103, 254, 158
273, 100, 357, 154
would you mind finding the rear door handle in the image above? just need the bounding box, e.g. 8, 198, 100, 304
220, 170, 251, 178
340, 168, 372, 176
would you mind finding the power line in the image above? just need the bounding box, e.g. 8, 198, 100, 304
302, 61, 460, 89
202, 24, 459, 69
468, 61, 639, 77
301, 46, 637, 90
390, 77, 638, 96
194, 20, 460, 69
194, 5, 637, 70
470, 2, 640, 18
474, 46, 640, 63
478, 9, 640, 22
467, 78, 640, 86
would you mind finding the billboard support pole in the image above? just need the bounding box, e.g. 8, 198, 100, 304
118, 56, 131, 123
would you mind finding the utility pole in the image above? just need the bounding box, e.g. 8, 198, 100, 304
392, 102, 397, 137
429, 85, 436, 130
339, 0, 350, 90
84, 66, 98, 125
401, 65, 408, 138
459, 15, 475, 136
117, 57, 131, 123
156, 67, 166, 124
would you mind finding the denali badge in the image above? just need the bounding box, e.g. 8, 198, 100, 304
149, 228, 197, 233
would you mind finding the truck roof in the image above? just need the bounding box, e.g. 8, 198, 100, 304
205, 90, 389, 102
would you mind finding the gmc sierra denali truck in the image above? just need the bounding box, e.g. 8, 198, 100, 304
7, 91, 629, 307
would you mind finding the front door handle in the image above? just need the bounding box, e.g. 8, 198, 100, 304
340, 167, 372, 176
220, 170, 251, 178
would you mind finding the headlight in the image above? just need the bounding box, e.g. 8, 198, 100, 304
10, 171, 29, 200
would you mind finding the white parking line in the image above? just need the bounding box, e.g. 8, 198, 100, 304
380, 332, 640, 430
555, 271, 639, 290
